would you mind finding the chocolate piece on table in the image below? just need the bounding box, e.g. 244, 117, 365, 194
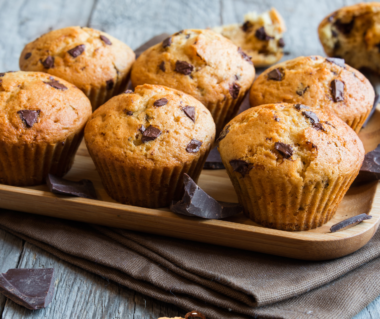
67, 44, 85, 58
175, 60, 194, 75
186, 139, 202, 153
142, 126, 161, 143
356, 144, 380, 183
0, 268, 55, 310
18, 110, 41, 128
182, 106, 196, 122
362, 94, 379, 128
100, 35, 112, 45
185, 310, 206, 319
331, 79, 344, 102
153, 98, 168, 107
204, 147, 225, 170
170, 174, 242, 219
46, 174, 97, 200
330, 213, 372, 233
229, 82, 240, 99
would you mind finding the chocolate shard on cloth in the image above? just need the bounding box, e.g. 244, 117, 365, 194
170, 174, 242, 219
46, 174, 97, 200
0, 268, 55, 310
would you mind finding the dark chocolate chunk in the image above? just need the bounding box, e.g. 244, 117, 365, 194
204, 147, 225, 169
106, 79, 114, 90
356, 144, 380, 183
217, 125, 230, 143
100, 35, 112, 45
175, 60, 194, 75
274, 115, 280, 122
43, 77, 68, 91
162, 37, 172, 48
229, 82, 240, 99
275, 142, 293, 159
302, 111, 319, 124
124, 90, 133, 94
41, 56, 54, 69
139, 124, 146, 133
278, 38, 285, 48
142, 126, 161, 142
238, 47, 253, 65
170, 174, 242, 219
229, 159, 253, 177
67, 44, 85, 58
153, 98, 168, 107
18, 110, 41, 128
242, 21, 253, 32
46, 174, 97, 199
24, 52, 32, 60
255, 27, 274, 41
185, 310, 206, 319
312, 123, 326, 131
326, 57, 345, 68
0, 268, 55, 310
159, 61, 166, 72
267, 68, 284, 81
186, 139, 202, 153
334, 18, 355, 35
362, 94, 379, 128
0, 73, 5, 77
182, 106, 196, 122
296, 86, 309, 96
330, 213, 372, 232
331, 79, 345, 102
125, 110, 133, 116
294, 104, 309, 111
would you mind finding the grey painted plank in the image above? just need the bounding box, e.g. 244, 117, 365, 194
354, 295, 380, 319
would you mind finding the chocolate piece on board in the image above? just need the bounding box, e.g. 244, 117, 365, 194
330, 214, 372, 232
46, 174, 97, 200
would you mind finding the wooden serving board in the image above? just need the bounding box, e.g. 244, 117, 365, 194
1, 108, 380, 261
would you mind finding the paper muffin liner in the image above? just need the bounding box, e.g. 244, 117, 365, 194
349, 106, 372, 133
225, 167, 358, 231
0, 130, 84, 187
88, 148, 210, 208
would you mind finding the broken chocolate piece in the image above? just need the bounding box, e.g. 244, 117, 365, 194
186, 139, 202, 153
185, 310, 206, 319
175, 60, 194, 75
204, 147, 225, 169
18, 110, 41, 128
170, 174, 242, 219
294, 104, 310, 111
255, 27, 274, 41
267, 68, 284, 81
162, 37, 172, 48
68, 44, 85, 58
278, 38, 285, 48
229, 82, 240, 99
182, 106, 196, 122
238, 47, 253, 65
43, 77, 68, 91
313, 123, 326, 132
0, 268, 55, 310
296, 86, 309, 96
217, 125, 230, 143
106, 79, 114, 90
46, 174, 97, 199
331, 79, 344, 102
275, 142, 293, 159
334, 18, 355, 35
153, 98, 168, 107
302, 111, 319, 124
159, 61, 166, 72
362, 94, 379, 128
356, 144, 380, 183
142, 126, 161, 142
100, 35, 112, 45
326, 57, 345, 68
24, 52, 32, 60
229, 159, 253, 177
242, 21, 253, 32
330, 213, 372, 232
41, 56, 54, 69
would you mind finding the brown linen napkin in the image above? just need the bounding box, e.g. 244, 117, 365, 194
0, 210, 380, 319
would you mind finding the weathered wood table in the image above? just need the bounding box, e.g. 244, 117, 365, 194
0, 0, 380, 318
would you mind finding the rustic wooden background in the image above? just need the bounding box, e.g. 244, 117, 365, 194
0, 0, 380, 318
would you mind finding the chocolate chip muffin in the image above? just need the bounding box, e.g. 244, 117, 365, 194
218, 103, 364, 231
19, 26, 135, 110
0, 71, 92, 186
319, 2, 380, 74
249, 56, 375, 133
131, 29, 255, 134
213, 8, 286, 67
84, 84, 215, 208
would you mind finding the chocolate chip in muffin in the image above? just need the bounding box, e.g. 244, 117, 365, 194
175, 60, 194, 75
162, 37, 172, 48
153, 98, 168, 107
182, 106, 196, 122
142, 126, 161, 143
296, 86, 309, 96
255, 27, 274, 41
18, 110, 41, 128
159, 61, 166, 72
326, 57, 346, 68
100, 35, 112, 45
229, 82, 241, 99
24, 52, 32, 60
217, 125, 230, 143
334, 18, 355, 35
124, 90, 133, 94
43, 77, 68, 91
278, 38, 285, 48
242, 21, 253, 32
186, 139, 202, 153
237, 47, 253, 65
302, 111, 319, 124
41, 56, 54, 69
274, 115, 280, 122
106, 79, 114, 90
275, 142, 293, 159
0, 73, 5, 77
331, 79, 345, 102
125, 110, 133, 116
68, 44, 85, 58
229, 159, 253, 177
267, 68, 284, 81
312, 123, 326, 132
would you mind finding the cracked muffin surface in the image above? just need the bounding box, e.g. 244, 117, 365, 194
249, 56, 375, 133
19, 26, 135, 110
218, 103, 364, 231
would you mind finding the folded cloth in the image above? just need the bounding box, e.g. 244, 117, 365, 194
0, 211, 380, 319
